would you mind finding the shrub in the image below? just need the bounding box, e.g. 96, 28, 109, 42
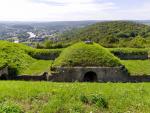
90, 94, 108, 108
80, 93, 108, 108
80, 94, 89, 104
0, 103, 23, 113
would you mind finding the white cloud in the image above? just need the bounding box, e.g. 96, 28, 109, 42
111, 1, 150, 20
0, 0, 149, 21
0, 0, 117, 21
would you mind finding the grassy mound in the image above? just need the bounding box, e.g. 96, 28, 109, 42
0, 41, 35, 75
53, 42, 121, 67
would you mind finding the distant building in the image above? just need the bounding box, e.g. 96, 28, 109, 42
27, 32, 36, 38
14, 40, 19, 43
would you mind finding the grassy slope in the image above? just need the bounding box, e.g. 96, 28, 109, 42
0, 41, 35, 74
20, 60, 52, 75
0, 82, 149, 113
121, 60, 150, 75
0, 41, 52, 75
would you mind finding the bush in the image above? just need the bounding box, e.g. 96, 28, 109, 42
80, 94, 89, 104
129, 36, 147, 48
0, 102, 23, 113
80, 93, 108, 108
90, 94, 108, 108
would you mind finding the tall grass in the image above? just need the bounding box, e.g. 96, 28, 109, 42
0, 81, 149, 113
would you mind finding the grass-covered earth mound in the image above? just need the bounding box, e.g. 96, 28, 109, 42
53, 42, 121, 67
0, 41, 35, 75
0, 41, 53, 76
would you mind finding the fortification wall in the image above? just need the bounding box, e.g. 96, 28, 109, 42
50, 67, 129, 82
31, 53, 60, 60
114, 54, 148, 60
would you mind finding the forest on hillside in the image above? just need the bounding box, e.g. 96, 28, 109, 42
51, 21, 150, 48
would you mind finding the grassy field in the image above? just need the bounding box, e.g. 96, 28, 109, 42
20, 60, 52, 75
0, 81, 149, 113
121, 60, 150, 75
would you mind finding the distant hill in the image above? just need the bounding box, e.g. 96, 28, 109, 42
59, 21, 150, 47
0, 21, 99, 41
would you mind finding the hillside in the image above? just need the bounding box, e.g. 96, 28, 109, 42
59, 21, 150, 47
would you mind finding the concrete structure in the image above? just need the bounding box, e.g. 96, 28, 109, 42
50, 66, 129, 82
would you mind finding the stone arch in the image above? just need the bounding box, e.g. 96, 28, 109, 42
83, 71, 97, 82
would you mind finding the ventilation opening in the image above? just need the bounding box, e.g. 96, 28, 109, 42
83, 71, 97, 82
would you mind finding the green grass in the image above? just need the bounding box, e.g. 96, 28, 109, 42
20, 60, 52, 75
53, 42, 121, 67
121, 60, 150, 75
0, 81, 149, 113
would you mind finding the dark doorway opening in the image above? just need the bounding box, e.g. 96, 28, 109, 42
83, 71, 97, 82
0, 74, 7, 80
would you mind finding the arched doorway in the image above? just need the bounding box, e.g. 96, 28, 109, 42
83, 71, 97, 82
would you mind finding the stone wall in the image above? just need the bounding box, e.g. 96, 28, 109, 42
15, 75, 47, 81
0, 67, 9, 79
113, 53, 148, 60
50, 66, 130, 82
31, 53, 60, 60
128, 76, 150, 82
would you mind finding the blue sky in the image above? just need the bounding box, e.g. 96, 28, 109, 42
0, 0, 149, 21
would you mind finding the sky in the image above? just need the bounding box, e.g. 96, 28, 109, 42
0, 0, 150, 21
